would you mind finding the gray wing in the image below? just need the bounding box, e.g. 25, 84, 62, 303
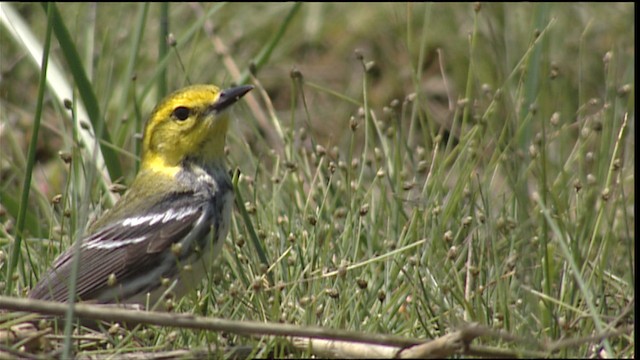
29, 199, 206, 303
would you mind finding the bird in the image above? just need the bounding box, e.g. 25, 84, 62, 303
29, 84, 253, 307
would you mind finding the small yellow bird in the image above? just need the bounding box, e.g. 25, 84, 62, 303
29, 84, 253, 306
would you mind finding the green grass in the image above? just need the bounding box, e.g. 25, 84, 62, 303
0, 2, 634, 358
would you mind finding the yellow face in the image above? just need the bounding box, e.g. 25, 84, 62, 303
142, 85, 229, 170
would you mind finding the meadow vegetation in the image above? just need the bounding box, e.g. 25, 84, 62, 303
0, 3, 634, 358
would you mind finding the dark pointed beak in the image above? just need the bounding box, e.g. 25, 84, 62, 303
212, 85, 254, 113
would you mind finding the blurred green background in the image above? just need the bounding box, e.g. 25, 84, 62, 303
0, 3, 634, 357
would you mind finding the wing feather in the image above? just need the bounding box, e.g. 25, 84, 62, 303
29, 199, 204, 303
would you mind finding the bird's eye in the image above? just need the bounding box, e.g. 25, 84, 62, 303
172, 106, 191, 121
